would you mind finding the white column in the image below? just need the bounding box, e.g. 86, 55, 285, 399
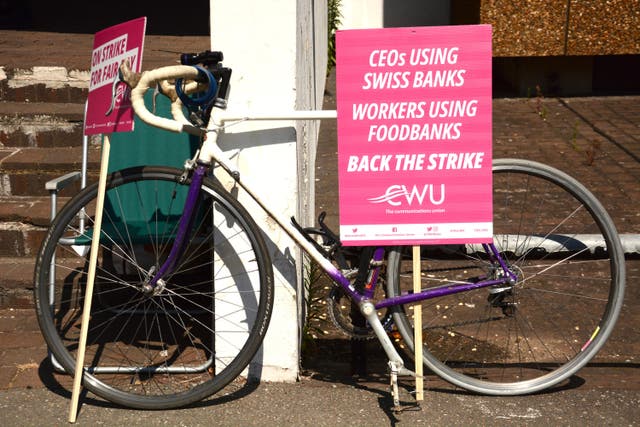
209, 0, 321, 382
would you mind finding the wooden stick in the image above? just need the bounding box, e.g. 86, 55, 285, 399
413, 245, 424, 401
68, 134, 111, 423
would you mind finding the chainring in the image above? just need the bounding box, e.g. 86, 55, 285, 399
326, 284, 394, 340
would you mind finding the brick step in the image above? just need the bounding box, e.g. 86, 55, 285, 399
0, 220, 46, 259
0, 196, 58, 258
0, 31, 210, 73
0, 256, 37, 308
0, 196, 55, 226
1, 31, 211, 104
0, 254, 88, 309
0, 66, 89, 103
0, 101, 87, 147
0, 146, 101, 197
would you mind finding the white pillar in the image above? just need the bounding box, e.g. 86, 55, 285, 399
210, 0, 327, 382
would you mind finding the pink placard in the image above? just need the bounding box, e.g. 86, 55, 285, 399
336, 25, 493, 246
84, 17, 146, 135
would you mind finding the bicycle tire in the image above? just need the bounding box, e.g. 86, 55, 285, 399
386, 158, 625, 395
34, 166, 274, 409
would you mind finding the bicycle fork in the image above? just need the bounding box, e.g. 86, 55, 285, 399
143, 161, 208, 294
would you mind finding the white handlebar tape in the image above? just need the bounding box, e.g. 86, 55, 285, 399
130, 65, 201, 134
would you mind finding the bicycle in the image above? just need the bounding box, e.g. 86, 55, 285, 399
33, 50, 625, 410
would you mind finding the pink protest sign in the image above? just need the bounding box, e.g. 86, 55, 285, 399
336, 25, 493, 246
84, 17, 146, 135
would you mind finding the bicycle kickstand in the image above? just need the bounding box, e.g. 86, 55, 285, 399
388, 360, 422, 413
389, 360, 402, 411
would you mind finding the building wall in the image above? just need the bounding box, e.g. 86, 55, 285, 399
480, 0, 640, 57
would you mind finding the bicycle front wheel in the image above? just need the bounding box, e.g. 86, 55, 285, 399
387, 158, 625, 395
34, 166, 274, 409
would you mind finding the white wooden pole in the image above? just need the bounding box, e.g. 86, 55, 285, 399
412, 245, 424, 401
68, 134, 111, 423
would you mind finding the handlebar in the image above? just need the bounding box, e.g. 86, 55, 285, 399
120, 51, 231, 137
129, 65, 205, 136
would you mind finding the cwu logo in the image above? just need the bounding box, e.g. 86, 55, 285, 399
368, 184, 445, 206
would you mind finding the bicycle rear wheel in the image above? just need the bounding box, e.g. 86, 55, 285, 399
34, 166, 274, 409
386, 158, 625, 395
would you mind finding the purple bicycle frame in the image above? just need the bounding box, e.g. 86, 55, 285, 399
319, 242, 517, 310
146, 163, 208, 290
147, 162, 517, 309
374, 243, 518, 309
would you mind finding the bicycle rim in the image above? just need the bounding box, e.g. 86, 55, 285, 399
34, 166, 274, 409
387, 158, 625, 395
